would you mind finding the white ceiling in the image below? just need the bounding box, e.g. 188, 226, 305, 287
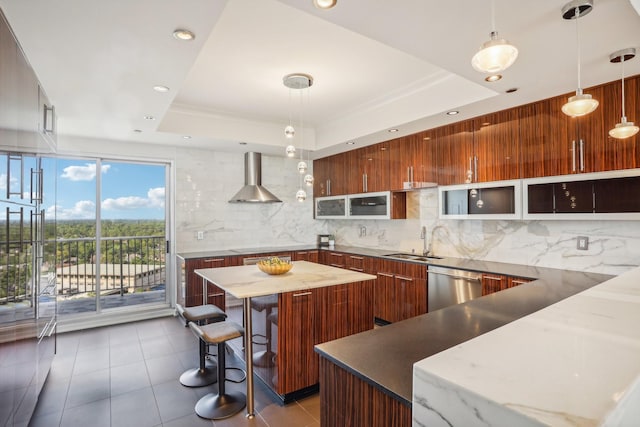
1, 0, 639, 159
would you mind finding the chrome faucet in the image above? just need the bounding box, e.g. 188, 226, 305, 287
420, 226, 428, 256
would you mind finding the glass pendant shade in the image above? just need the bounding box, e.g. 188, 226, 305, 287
285, 125, 295, 139
304, 174, 314, 186
476, 199, 484, 208
471, 32, 518, 73
313, 0, 337, 9
296, 189, 307, 202
561, 90, 599, 117
297, 161, 307, 174
285, 145, 296, 157
609, 119, 639, 139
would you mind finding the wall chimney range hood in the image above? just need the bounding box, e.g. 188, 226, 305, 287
229, 152, 282, 203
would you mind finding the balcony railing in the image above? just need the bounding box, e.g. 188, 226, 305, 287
55, 235, 166, 298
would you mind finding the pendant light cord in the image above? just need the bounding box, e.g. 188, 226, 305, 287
490, 0, 496, 32
621, 58, 626, 118
575, 7, 581, 90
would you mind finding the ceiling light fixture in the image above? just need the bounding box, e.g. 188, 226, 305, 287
346, 141, 356, 145
446, 110, 459, 116
471, 0, 518, 74
485, 74, 502, 82
388, 128, 399, 133
172, 29, 195, 41
283, 73, 315, 201
144, 115, 155, 120
313, 0, 337, 9
561, 0, 598, 117
609, 47, 639, 139
153, 85, 170, 93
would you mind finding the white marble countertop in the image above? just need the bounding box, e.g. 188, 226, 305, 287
195, 260, 376, 298
413, 266, 640, 426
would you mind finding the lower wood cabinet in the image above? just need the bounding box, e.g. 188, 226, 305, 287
252, 280, 375, 400
374, 259, 427, 323
482, 273, 532, 295
292, 250, 319, 262
183, 257, 228, 308
319, 356, 411, 427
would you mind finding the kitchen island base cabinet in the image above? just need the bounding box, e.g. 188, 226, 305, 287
250, 280, 374, 403
319, 357, 411, 427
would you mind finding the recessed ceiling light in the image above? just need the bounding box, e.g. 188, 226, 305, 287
144, 115, 155, 120
506, 87, 518, 93
153, 85, 170, 93
313, 0, 337, 9
239, 142, 247, 145
446, 110, 459, 116
485, 74, 502, 82
182, 135, 191, 139
388, 128, 399, 133
133, 129, 142, 133
172, 29, 195, 41
346, 141, 355, 145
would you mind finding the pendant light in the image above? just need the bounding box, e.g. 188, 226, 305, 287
609, 48, 639, 139
313, 0, 337, 9
561, 0, 598, 117
471, 0, 518, 74
283, 73, 314, 201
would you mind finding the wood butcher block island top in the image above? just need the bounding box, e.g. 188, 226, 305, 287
195, 260, 376, 298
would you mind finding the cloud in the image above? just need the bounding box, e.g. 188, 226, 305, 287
102, 187, 165, 211
0, 173, 18, 191
48, 200, 96, 220
61, 163, 111, 181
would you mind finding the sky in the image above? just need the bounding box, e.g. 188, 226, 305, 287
0, 155, 166, 221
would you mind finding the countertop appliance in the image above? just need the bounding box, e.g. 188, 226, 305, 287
427, 266, 482, 312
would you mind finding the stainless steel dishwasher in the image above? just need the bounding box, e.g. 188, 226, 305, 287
427, 266, 483, 312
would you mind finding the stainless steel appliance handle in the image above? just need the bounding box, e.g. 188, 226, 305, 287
427, 270, 481, 282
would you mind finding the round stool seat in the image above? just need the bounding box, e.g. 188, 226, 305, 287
189, 321, 246, 420
177, 303, 226, 325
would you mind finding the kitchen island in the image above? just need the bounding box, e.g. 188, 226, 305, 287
315, 264, 614, 426
195, 260, 376, 418
413, 266, 640, 426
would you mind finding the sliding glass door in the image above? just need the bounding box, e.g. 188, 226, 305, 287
53, 157, 169, 317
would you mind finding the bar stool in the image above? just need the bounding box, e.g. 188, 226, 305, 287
176, 303, 227, 387
251, 295, 278, 367
189, 321, 246, 420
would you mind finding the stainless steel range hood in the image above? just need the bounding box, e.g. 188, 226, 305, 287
228, 152, 282, 203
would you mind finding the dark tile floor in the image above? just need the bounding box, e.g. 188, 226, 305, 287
28, 316, 320, 427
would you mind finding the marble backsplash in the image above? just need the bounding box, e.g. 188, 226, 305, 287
175, 149, 640, 275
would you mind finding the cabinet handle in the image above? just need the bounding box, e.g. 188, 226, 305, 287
362, 173, 368, 192
349, 267, 364, 272
483, 275, 503, 281
395, 275, 413, 281
407, 166, 411, 182
208, 292, 225, 297
378, 272, 394, 278
474, 156, 478, 181
293, 291, 312, 297
411, 166, 414, 182
579, 139, 585, 172
327, 179, 331, 196
349, 256, 363, 260
43, 105, 55, 134
571, 140, 576, 172
510, 280, 529, 285
203, 258, 225, 263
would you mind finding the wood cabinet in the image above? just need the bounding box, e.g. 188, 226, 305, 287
325, 251, 345, 268
184, 257, 228, 308
482, 273, 532, 295
389, 131, 438, 190
472, 110, 520, 182
434, 121, 474, 185
345, 141, 390, 194
313, 152, 347, 197
374, 259, 427, 323
292, 250, 319, 263
273, 279, 374, 398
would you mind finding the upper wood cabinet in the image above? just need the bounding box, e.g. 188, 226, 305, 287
472, 109, 520, 182
389, 131, 438, 190
345, 141, 390, 194
313, 152, 347, 197
434, 121, 474, 185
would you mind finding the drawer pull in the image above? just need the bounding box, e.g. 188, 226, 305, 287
483, 275, 503, 281
293, 292, 312, 297
378, 272, 394, 278
203, 258, 225, 263
395, 275, 413, 281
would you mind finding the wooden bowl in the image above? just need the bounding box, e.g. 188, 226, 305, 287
257, 261, 293, 275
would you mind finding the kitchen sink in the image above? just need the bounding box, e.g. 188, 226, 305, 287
383, 253, 443, 262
